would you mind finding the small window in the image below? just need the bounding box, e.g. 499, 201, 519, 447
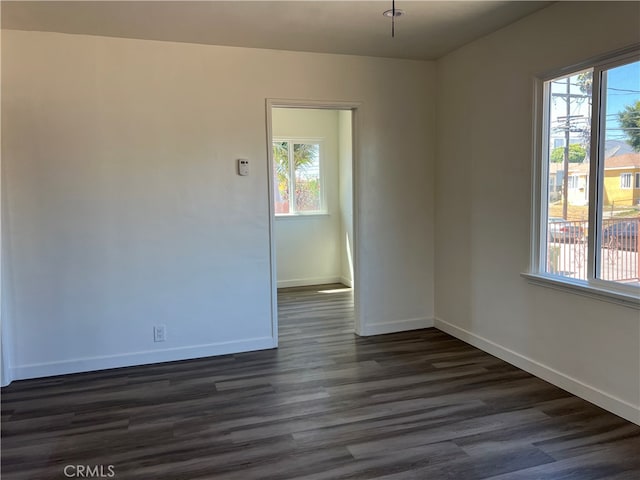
273, 140, 324, 215
620, 173, 632, 189
568, 175, 579, 189
635, 172, 640, 189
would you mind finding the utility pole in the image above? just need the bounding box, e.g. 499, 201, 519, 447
563, 77, 570, 220
551, 77, 589, 220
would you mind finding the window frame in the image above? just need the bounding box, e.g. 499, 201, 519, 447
526, 47, 640, 309
635, 172, 640, 189
272, 137, 327, 217
620, 173, 632, 189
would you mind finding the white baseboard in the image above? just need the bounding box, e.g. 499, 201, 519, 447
340, 276, 353, 288
361, 317, 434, 336
277, 276, 343, 288
10, 336, 276, 382
434, 317, 640, 426
1, 371, 12, 387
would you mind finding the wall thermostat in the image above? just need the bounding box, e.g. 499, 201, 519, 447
237, 159, 249, 176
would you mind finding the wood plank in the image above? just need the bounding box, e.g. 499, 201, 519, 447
1, 284, 638, 479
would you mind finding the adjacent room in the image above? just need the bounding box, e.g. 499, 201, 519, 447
271, 106, 356, 338
271, 107, 353, 290
1, 1, 639, 479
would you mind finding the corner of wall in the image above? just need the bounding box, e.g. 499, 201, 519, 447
434, 317, 640, 426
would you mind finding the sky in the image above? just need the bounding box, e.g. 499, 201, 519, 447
605, 60, 640, 141
549, 59, 640, 145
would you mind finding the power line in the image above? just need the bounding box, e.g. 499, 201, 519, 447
549, 84, 639, 93
608, 87, 640, 93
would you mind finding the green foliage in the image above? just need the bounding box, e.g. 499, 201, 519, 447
295, 178, 321, 211
273, 141, 289, 179
550, 144, 587, 163
618, 100, 640, 152
273, 142, 320, 212
576, 71, 593, 95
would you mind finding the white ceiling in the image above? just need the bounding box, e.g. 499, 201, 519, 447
1, 1, 553, 61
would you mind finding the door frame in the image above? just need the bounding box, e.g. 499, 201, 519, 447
265, 99, 362, 345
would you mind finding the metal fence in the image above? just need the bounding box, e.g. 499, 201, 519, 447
547, 217, 639, 284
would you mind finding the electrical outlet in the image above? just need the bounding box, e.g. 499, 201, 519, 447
153, 325, 166, 342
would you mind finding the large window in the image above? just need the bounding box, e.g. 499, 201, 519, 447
273, 140, 324, 215
534, 50, 640, 298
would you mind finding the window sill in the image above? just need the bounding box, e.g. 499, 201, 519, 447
275, 212, 330, 220
521, 273, 640, 310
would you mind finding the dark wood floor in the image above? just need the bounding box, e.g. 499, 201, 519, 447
2, 284, 639, 479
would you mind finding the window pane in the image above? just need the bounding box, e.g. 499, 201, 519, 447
293, 143, 321, 212
598, 60, 640, 285
620, 173, 632, 189
544, 70, 592, 279
273, 141, 290, 214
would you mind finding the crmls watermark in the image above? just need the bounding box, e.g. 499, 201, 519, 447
63, 465, 115, 478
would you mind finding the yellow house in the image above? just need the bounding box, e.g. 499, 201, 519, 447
566, 152, 640, 207
602, 153, 640, 207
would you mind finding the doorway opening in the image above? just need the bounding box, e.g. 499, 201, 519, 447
266, 101, 359, 344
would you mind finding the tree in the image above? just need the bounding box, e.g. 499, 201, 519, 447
576, 71, 592, 96
618, 100, 640, 152
272, 142, 318, 212
550, 143, 587, 163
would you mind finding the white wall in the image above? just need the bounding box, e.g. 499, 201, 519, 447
435, 1, 640, 424
0, 27, 6, 387
338, 111, 354, 287
272, 108, 343, 288
2, 30, 436, 381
